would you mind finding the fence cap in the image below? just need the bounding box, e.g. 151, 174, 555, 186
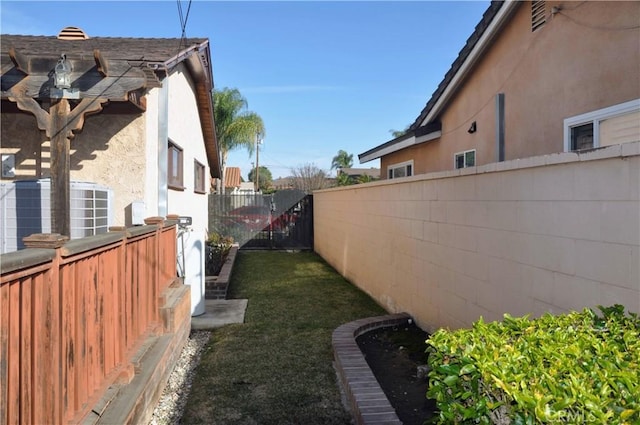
144, 216, 165, 226
23, 233, 69, 249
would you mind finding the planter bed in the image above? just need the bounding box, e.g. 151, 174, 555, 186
205, 244, 238, 299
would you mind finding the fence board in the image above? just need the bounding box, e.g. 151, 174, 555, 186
32, 272, 47, 425
8, 282, 20, 424
0, 283, 9, 424
20, 277, 33, 424
60, 263, 75, 421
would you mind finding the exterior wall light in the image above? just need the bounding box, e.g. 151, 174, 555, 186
54, 54, 72, 89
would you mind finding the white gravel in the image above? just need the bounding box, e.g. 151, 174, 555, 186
148, 331, 212, 425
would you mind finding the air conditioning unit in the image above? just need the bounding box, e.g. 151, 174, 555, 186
0, 179, 113, 254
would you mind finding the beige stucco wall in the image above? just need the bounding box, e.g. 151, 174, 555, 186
0, 112, 45, 179
381, 1, 640, 176
316, 142, 640, 332
0, 108, 145, 226
71, 113, 147, 225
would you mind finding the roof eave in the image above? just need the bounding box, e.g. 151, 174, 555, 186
170, 40, 221, 178
359, 128, 441, 164
418, 1, 520, 127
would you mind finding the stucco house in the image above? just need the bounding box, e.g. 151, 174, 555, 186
1, 27, 220, 315
338, 167, 380, 181
359, 1, 640, 178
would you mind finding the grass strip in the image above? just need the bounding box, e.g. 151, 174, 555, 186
182, 251, 386, 425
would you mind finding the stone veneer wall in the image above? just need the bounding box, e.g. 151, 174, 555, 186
314, 142, 640, 332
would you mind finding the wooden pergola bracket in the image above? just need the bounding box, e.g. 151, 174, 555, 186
8, 47, 28, 74
93, 49, 108, 77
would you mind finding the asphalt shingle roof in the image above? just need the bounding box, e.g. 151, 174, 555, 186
1, 34, 207, 63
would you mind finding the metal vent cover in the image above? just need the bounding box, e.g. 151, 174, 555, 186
57, 26, 89, 40
532, 1, 547, 32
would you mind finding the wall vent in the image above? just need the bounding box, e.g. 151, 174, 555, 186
58, 26, 89, 40
531, 1, 546, 32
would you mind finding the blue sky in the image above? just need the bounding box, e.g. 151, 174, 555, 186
1, 0, 490, 179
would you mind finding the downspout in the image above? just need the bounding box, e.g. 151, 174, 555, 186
157, 80, 169, 217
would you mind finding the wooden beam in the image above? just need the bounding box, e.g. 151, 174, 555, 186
49, 99, 71, 237
127, 90, 146, 112
8, 47, 28, 74
2, 60, 147, 100
93, 49, 108, 77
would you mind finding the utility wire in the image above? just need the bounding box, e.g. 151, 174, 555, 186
177, 0, 193, 50
554, 9, 640, 31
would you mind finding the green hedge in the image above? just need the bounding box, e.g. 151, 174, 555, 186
426, 305, 640, 424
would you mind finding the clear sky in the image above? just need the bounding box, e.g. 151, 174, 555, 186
1, 0, 490, 179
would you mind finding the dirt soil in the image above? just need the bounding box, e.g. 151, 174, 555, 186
356, 323, 437, 425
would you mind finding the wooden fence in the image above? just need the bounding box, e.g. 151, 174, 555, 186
1, 218, 178, 424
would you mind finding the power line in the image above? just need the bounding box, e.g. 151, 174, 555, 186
177, 0, 193, 50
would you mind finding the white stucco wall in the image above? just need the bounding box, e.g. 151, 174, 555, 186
144, 88, 161, 220
166, 64, 209, 230
166, 64, 210, 316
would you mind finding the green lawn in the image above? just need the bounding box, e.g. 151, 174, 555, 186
181, 251, 386, 425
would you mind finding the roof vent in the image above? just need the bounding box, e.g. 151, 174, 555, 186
531, 1, 547, 32
57, 26, 89, 40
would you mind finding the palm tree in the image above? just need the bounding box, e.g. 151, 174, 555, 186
389, 125, 411, 138
331, 150, 353, 174
336, 172, 352, 186
214, 87, 265, 193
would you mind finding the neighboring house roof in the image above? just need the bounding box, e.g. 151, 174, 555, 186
238, 182, 255, 193
225, 167, 241, 188
339, 168, 380, 179
0, 32, 221, 177
272, 177, 295, 189
359, 0, 519, 163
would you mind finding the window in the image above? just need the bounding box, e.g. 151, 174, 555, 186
168, 141, 184, 190
454, 149, 476, 169
564, 99, 640, 152
387, 160, 413, 179
194, 160, 206, 194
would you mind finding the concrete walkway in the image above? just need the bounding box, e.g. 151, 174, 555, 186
191, 299, 248, 330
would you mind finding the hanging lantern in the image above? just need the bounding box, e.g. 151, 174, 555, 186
54, 54, 72, 89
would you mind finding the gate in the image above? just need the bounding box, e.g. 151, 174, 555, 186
208, 190, 313, 250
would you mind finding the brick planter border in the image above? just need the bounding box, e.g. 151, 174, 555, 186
205, 244, 239, 299
332, 312, 411, 425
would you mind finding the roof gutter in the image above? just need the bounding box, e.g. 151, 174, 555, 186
420, 0, 519, 126
359, 121, 442, 163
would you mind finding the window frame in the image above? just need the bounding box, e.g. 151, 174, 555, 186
563, 99, 640, 152
454, 149, 476, 169
387, 160, 413, 179
194, 159, 206, 194
168, 140, 184, 191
